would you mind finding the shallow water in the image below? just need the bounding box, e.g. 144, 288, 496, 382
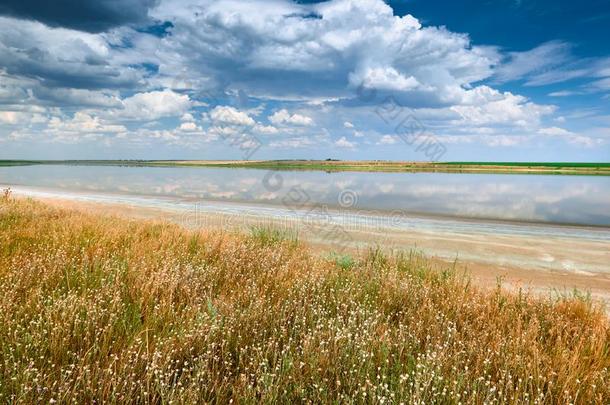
1, 164, 610, 227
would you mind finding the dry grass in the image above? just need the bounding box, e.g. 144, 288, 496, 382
0, 198, 608, 404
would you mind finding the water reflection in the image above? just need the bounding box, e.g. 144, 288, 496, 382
1, 165, 609, 226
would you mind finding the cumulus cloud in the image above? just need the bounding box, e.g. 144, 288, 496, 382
178, 121, 199, 132
334, 136, 356, 149
210, 106, 255, 126
450, 86, 555, 127
0, 109, 47, 126
180, 113, 195, 122
377, 135, 398, 145
118, 90, 191, 120
5, 112, 128, 143
1, 111, 27, 125
1, 0, 605, 156
50, 111, 124, 131
0, 111, 20, 125
149, 0, 500, 103
269, 109, 314, 126
254, 124, 279, 135
351, 67, 422, 92
0, 17, 145, 91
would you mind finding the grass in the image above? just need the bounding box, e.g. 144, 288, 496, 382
0, 198, 608, 403
0, 161, 39, 167
326, 252, 357, 271
443, 161, 610, 168
249, 225, 299, 248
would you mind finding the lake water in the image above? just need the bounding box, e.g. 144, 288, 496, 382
1, 164, 610, 228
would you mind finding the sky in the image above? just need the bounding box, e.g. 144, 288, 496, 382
0, 0, 609, 161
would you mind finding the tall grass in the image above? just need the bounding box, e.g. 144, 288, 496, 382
249, 225, 299, 248
0, 198, 608, 403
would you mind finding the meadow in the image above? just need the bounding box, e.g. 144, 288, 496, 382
0, 196, 608, 403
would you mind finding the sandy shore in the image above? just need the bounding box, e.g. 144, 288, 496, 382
12, 190, 609, 308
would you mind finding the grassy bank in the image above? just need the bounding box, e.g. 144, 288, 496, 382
0, 197, 608, 403
2, 159, 610, 175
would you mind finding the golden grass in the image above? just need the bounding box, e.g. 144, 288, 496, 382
0, 198, 608, 403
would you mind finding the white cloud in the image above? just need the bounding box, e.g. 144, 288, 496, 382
129, 125, 218, 147
254, 124, 279, 135
178, 122, 199, 132
0, 111, 19, 125
0, 111, 47, 125
210, 106, 255, 126
350, 67, 422, 92
1, 0, 606, 158
334, 136, 356, 149
538, 127, 572, 136
49, 112, 124, 133
119, 90, 191, 120
377, 135, 398, 145
566, 136, 604, 147
269, 109, 314, 126
493, 41, 610, 99
150, 0, 500, 103
181, 113, 195, 122
9, 112, 128, 143
450, 87, 555, 126
538, 127, 604, 148
494, 41, 572, 84
548, 90, 580, 97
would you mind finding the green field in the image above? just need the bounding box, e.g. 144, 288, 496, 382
1, 159, 610, 175
0, 160, 40, 167
444, 161, 610, 168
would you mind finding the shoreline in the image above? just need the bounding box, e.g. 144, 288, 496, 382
8, 187, 610, 308
4, 184, 610, 232
2, 159, 610, 175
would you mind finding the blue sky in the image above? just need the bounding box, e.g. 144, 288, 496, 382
0, 0, 609, 161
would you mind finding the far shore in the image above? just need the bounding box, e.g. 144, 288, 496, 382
2, 159, 610, 175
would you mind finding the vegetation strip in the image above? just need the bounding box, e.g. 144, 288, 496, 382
1, 160, 610, 175
1, 197, 608, 403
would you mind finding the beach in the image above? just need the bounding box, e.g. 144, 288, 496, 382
10, 185, 609, 307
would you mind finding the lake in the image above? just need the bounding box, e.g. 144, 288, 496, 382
1, 164, 610, 228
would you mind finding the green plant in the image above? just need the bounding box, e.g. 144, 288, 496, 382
327, 252, 356, 270
249, 224, 298, 247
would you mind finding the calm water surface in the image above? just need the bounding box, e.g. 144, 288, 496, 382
1, 165, 609, 227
